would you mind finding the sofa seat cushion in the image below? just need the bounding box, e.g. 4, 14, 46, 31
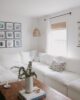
46, 70, 80, 86
32, 62, 50, 75
0, 66, 18, 85
32, 62, 80, 86
0, 70, 18, 84
32, 62, 53, 82
68, 79, 80, 92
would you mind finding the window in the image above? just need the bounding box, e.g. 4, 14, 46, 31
47, 22, 67, 57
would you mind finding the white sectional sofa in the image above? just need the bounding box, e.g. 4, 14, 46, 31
0, 66, 18, 85
0, 51, 31, 85
32, 53, 80, 100
0, 51, 80, 100
68, 79, 80, 100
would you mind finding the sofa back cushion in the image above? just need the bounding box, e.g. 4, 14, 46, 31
0, 53, 22, 69
39, 53, 54, 66
20, 51, 32, 65
66, 58, 80, 74
0, 65, 7, 74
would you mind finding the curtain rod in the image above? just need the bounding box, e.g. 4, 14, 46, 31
44, 12, 72, 21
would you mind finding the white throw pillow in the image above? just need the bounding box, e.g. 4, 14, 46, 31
20, 52, 32, 64
30, 50, 39, 61
51, 60, 66, 72
39, 54, 54, 66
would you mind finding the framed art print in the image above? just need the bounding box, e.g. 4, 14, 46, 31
0, 21, 5, 29
0, 40, 5, 48
6, 22, 13, 30
14, 23, 21, 31
0, 31, 5, 39
7, 40, 13, 48
77, 21, 80, 47
14, 39, 21, 47
6, 31, 13, 39
14, 32, 21, 38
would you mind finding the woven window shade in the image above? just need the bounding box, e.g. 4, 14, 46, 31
51, 22, 66, 30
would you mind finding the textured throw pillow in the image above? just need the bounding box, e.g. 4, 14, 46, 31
51, 60, 66, 72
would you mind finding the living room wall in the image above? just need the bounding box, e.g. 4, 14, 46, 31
0, 13, 38, 54
37, 6, 80, 59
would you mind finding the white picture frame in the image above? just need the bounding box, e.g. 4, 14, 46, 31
14, 23, 21, 31
6, 22, 13, 30
0, 21, 5, 29
77, 22, 80, 47
0, 40, 5, 48
14, 40, 21, 47
6, 31, 13, 39
7, 40, 14, 48
14, 32, 21, 38
0, 31, 5, 39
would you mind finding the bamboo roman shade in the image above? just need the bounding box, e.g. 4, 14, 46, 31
51, 22, 66, 30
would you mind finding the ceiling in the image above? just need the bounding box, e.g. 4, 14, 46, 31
0, 0, 80, 17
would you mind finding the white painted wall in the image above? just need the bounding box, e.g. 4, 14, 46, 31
38, 6, 80, 59
0, 14, 38, 54
30, 18, 40, 51
1, 5, 80, 59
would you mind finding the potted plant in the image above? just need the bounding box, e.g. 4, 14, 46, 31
11, 61, 37, 93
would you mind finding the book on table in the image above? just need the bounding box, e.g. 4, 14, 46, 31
18, 86, 46, 100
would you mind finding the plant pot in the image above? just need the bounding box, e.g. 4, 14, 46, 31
25, 76, 33, 93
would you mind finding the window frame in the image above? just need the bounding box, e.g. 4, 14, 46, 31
46, 22, 67, 57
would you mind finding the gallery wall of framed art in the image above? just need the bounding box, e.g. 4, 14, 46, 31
0, 21, 22, 48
